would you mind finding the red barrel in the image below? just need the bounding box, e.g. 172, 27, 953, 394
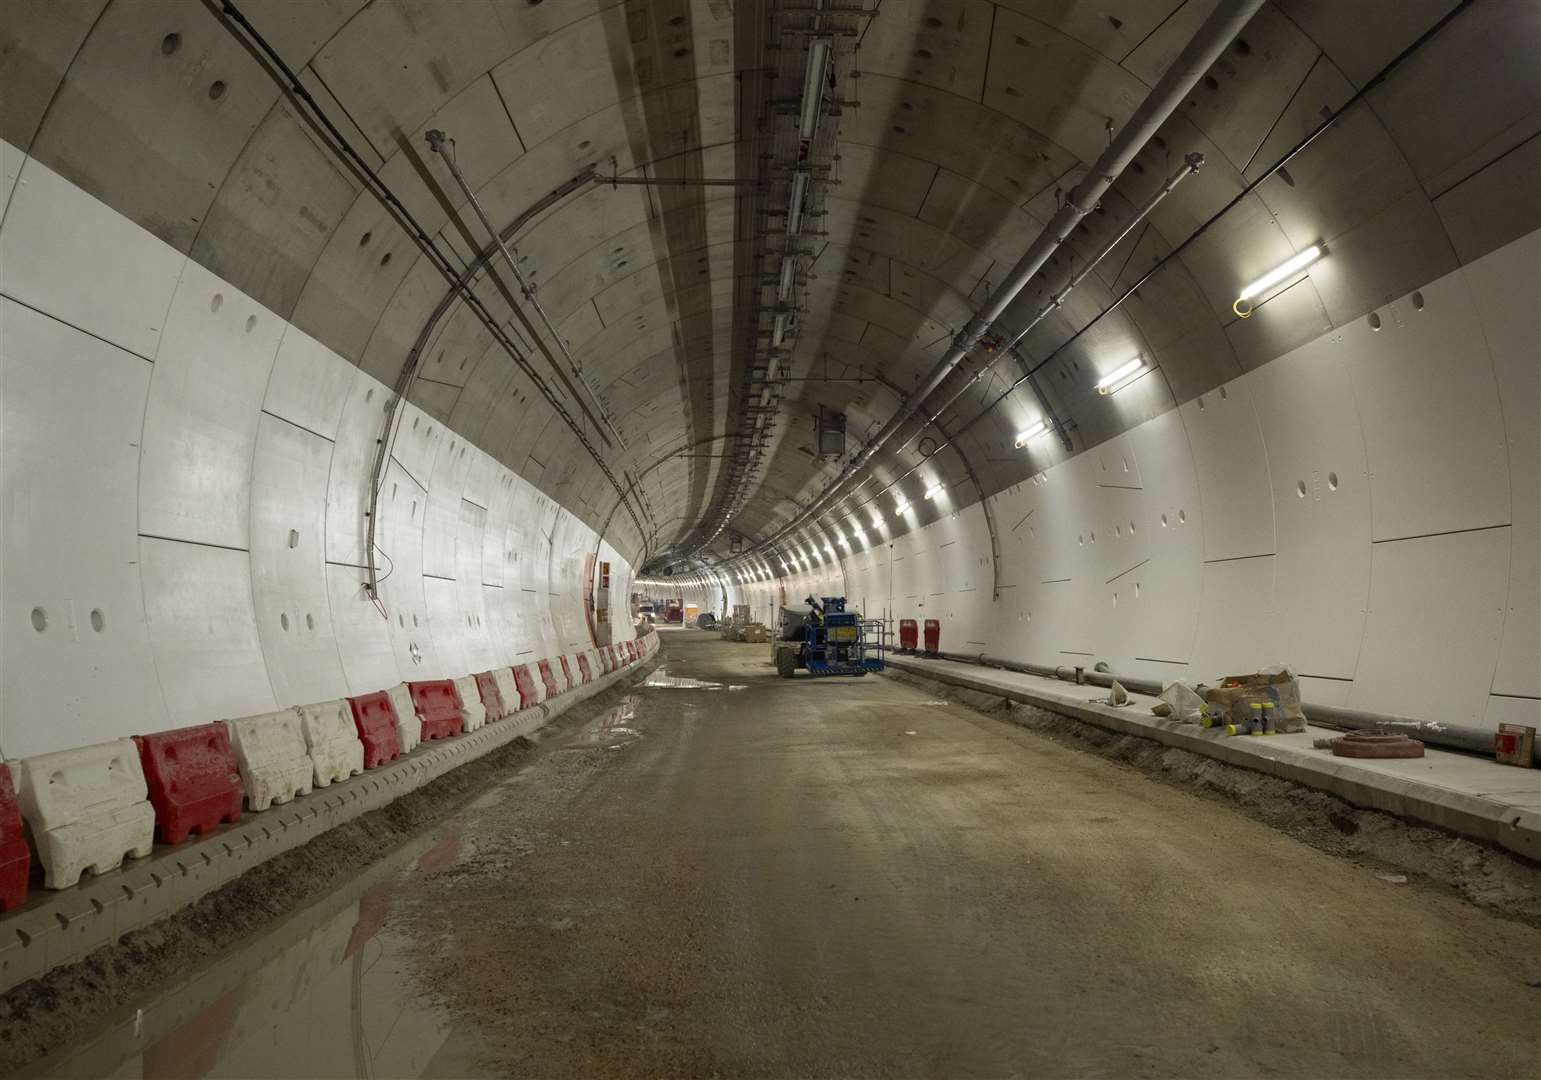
923, 619, 940, 655
898, 619, 918, 652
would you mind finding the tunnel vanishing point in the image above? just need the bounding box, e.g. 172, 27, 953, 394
1, 1, 1539, 1077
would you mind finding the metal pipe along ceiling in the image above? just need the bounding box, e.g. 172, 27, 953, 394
746, 0, 1268, 559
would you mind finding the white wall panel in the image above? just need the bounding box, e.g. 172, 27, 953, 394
0, 156, 183, 361
140, 537, 276, 728
263, 324, 355, 440
0, 137, 22, 222
250, 414, 349, 707
1247, 332, 1372, 678
376, 460, 436, 680
139, 261, 282, 548
423, 576, 469, 678
0, 300, 169, 756
324, 371, 386, 567
1465, 232, 1541, 700
1180, 382, 1275, 561
455, 498, 492, 673
1188, 556, 1278, 680
1346, 270, 1510, 542
324, 562, 400, 695
1351, 529, 1510, 726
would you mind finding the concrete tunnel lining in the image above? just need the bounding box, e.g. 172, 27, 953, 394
0, 0, 1538, 1073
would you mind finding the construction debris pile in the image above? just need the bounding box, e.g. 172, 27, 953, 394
1152, 667, 1306, 737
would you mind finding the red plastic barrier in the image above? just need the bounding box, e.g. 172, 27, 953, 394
576, 653, 594, 684
132, 723, 243, 845
601, 647, 616, 674
622, 641, 635, 662
558, 655, 575, 690
347, 691, 402, 768
536, 660, 560, 699
923, 619, 940, 655
898, 619, 918, 652
408, 680, 464, 741
511, 664, 540, 709
0, 763, 29, 912
474, 671, 506, 721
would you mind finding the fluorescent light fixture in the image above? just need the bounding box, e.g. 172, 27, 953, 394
772, 311, 788, 348
1014, 419, 1049, 447
869, 508, 883, 528
1237, 245, 1323, 301
778, 257, 795, 302
894, 500, 911, 516
924, 483, 945, 500
824, 544, 835, 557
787, 172, 808, 237
1095, 355, 1147, 396
798, 38, 832, 141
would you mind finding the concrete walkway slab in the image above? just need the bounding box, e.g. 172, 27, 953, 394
884, 654, 1541, 861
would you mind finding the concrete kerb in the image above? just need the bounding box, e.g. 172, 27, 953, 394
0, 657, 655, 995
884, 655, 1541, 864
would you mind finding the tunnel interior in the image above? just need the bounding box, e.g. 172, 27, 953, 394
0, 0, 1538, 1074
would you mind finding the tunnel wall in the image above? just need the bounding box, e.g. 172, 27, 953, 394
826, 230, 1539, 732
0, 144, 635, 761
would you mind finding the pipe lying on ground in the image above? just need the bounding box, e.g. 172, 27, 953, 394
923, 650, 1534, 765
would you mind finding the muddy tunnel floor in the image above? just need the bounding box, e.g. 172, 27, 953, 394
6, 627, 1539, 1078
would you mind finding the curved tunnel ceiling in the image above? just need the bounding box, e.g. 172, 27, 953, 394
4, 0, 1536, 573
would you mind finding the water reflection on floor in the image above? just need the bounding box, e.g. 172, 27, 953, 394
34, 830, 474, 1080
566, 694, 644, 749
642, 671, 747, 691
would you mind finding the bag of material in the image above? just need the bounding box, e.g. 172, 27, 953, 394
1157, 680, 1205, 723
1202, 667, 1306, 733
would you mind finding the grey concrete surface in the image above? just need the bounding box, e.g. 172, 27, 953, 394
30, 628, 1539, 1078
884, 652, 1541, 862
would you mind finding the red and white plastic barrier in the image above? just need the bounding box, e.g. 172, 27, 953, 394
226, 710, 315, 813
132, 723, 243, 844
13, 739, 155, 889
453, 675, 487, 732
296, 700, 366, 787
474, 671, 508, 722
386, 683, 422, 755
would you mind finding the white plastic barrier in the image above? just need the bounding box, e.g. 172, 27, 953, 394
225, 710, 315, 812
453, 675, 487, 732
13, 739, 155, 889
386, 683, 422, 754
492, 667, 522, 718
296, 699, 365, 787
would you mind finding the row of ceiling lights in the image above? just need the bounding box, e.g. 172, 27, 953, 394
688, 244, 1329, 587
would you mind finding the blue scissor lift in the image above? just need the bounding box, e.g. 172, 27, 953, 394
774, 597, 886, 678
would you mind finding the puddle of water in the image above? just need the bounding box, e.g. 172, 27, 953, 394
643, 671, 747, 691
568, 695, 644, 748
34, 828, 476, 1079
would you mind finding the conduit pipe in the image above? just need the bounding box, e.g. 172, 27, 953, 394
928, 651, 1530, 764
748, 0, 1266, 557
426, 130, 626, 451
